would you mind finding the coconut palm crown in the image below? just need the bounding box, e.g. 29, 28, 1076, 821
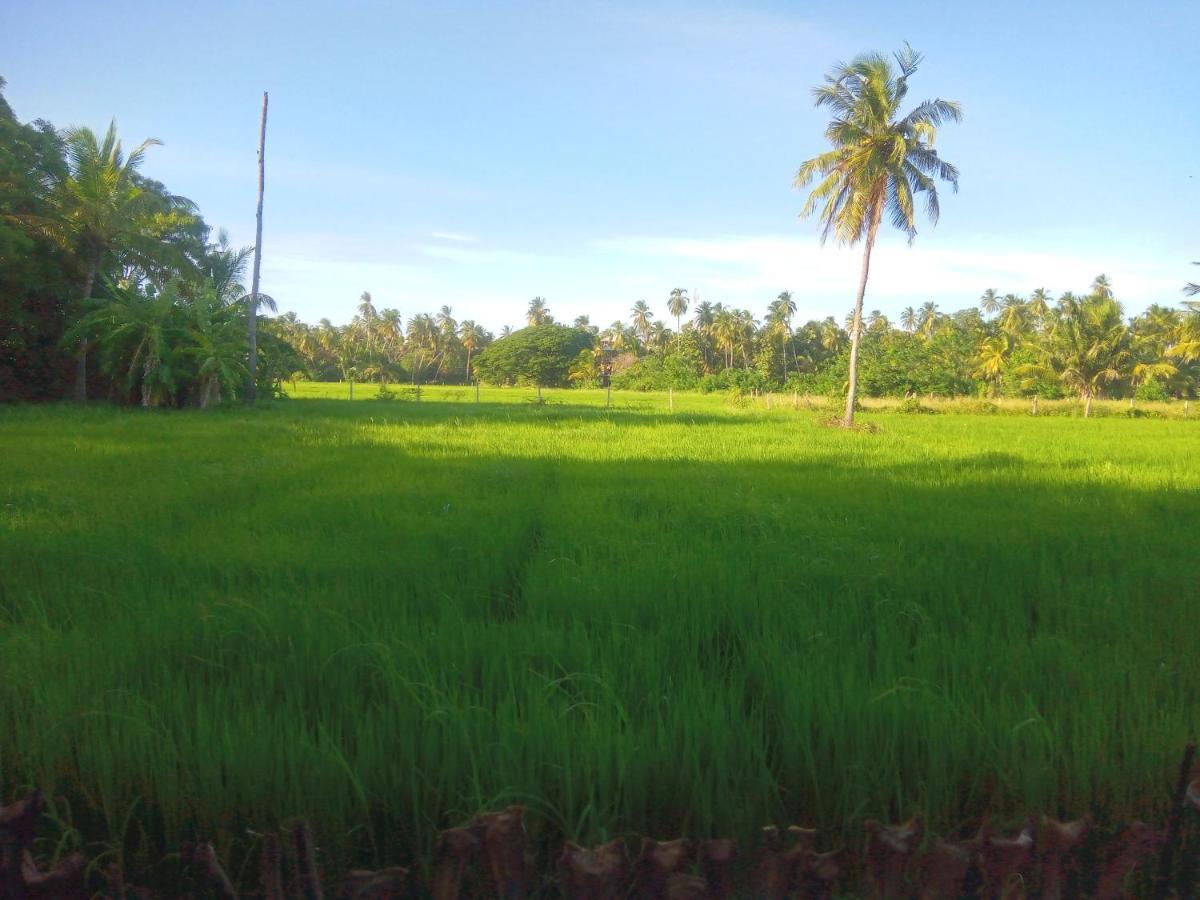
795, 44, 961, 424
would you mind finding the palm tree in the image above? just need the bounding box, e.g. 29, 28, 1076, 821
65, 280, 183, 407
1091, 274, 1113, 299
667, 288, 689, 332
1027, 288, 1051, 332
712, 307, 739, 368
795, 44, 961, 425
51, 122, 196, 401
692, 300, 716, 370
819, 317, 843, 355
358, 291, 377, 322
458, 319, 487, 381
1128, 361, 1177, 407
406, 313, 437, 384
978, 288, 1001, 316
526, 296, 550, 326
201, 230, 253, 305
998, 295, 1027, 338
187, 288, 248, 408
918, 301, 940, 338
1185, 263, 1199, 297
866, 310, 889, 332
973, 335, 1009, 397
648, 320, 669, 352
630, 300, 654, 347
1018, 295, 1130, 417
899, 306, 918, 332
768, 290, 797, 379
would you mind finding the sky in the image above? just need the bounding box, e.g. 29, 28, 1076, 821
3, 0, 1198, 332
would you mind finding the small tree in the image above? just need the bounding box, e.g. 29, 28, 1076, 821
472, 324, 593, 395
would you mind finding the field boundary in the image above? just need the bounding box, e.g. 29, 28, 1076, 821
2, 745, 1197, 898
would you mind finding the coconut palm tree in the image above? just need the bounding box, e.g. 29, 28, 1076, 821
795, 44, 961, 425
50, 122, 197, 401
819, 317, 843, 355
918, 301, 940, 338
358, 291, 377, 322
458, 319, 487, 380
667, 288, 689, 332
65, 279, 183, 407
526, 296, 550, 326
1185, 263, 1199, 297
973, 335, 1009, 397
187, 289, 248, 408
767, 291, 797, 379
1168, 299, 1200, 363
899, 306, 918, 332
1091, 274, 1114, 299
1027, 288, 1051, 332
998, 294, 1028, 338
1128, 361, 1178, 406
406, 313, 437, 384
1018, 295, 1131, 417
979, 288, 1001, 316
630, 300, 654, 348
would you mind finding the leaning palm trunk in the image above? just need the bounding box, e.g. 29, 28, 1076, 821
843, 206, 882, 427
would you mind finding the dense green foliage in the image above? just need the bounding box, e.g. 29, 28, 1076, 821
0, 79, 291, 404
472, 324, 593, 388
1, 394, 1197, 881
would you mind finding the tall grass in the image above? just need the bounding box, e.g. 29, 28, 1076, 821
1, 390, 1196, 879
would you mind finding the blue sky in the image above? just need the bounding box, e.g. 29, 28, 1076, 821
4, 0, 1198, 331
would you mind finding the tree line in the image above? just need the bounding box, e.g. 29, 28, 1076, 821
2, 72, 1196, 412
272, 279, 1198, 415
0, 78, 296, 405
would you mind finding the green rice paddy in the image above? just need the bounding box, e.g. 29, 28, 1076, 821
1, 388, 1197, 876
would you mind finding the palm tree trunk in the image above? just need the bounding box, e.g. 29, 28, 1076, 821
1084, 391, 1093, 418
246, 91, 268, 406
843, 205, 883, 427
73, 257, 99, 403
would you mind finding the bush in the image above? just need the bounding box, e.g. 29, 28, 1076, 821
896, 396, 938, 414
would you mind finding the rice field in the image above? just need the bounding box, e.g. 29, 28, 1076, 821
1, 387, 1197, 879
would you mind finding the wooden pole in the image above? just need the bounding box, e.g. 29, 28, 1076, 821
246, 91, 268, 405
669, 386, 673, 411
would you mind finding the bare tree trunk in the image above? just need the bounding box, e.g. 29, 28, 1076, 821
246, 91, 268, 406
72, 257, 99, 403
1084, 392, 1093, 418
843, 205, 883, 427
